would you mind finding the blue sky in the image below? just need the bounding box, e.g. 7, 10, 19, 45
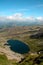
0, 0, 43, 17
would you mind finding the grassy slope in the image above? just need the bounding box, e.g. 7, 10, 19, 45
23, 36, 43, 52
0, 54, 18, 65
0, 26, 43, 65
0, 55, 11, 65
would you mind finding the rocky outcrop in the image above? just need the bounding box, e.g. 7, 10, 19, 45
30, 28, 43, 38
30, 32, 43, 38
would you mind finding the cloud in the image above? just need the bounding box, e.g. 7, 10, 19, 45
28, 4, 43, 10
6, 13, 23, 21
8, 13, 23, 19
6, 13, 36, 22
36, 4, 43, 7
0, 13, 43, 23
6, 8, 29, 13
37, 17, 43, 20
15, 9, 29, 12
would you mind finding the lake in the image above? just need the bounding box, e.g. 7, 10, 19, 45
7, 39, 30, 54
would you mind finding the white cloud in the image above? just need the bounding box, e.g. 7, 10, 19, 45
6, 13, 36, 22
0, 13, 43, 23
6, 13, 23, 21
36, 17, 43, 21
26, 17, 36, 21
36, 4, 43, 8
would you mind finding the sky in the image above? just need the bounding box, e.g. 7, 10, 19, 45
0, 0, 43, 22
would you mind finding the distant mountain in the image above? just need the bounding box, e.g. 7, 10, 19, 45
0, 21, 43, 28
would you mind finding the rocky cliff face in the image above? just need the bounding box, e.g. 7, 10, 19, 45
30, 28, 43, 38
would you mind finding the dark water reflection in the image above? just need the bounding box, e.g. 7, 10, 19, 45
7, 39, 30, 54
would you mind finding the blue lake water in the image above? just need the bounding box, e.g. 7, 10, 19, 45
7, 40, 30, 54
